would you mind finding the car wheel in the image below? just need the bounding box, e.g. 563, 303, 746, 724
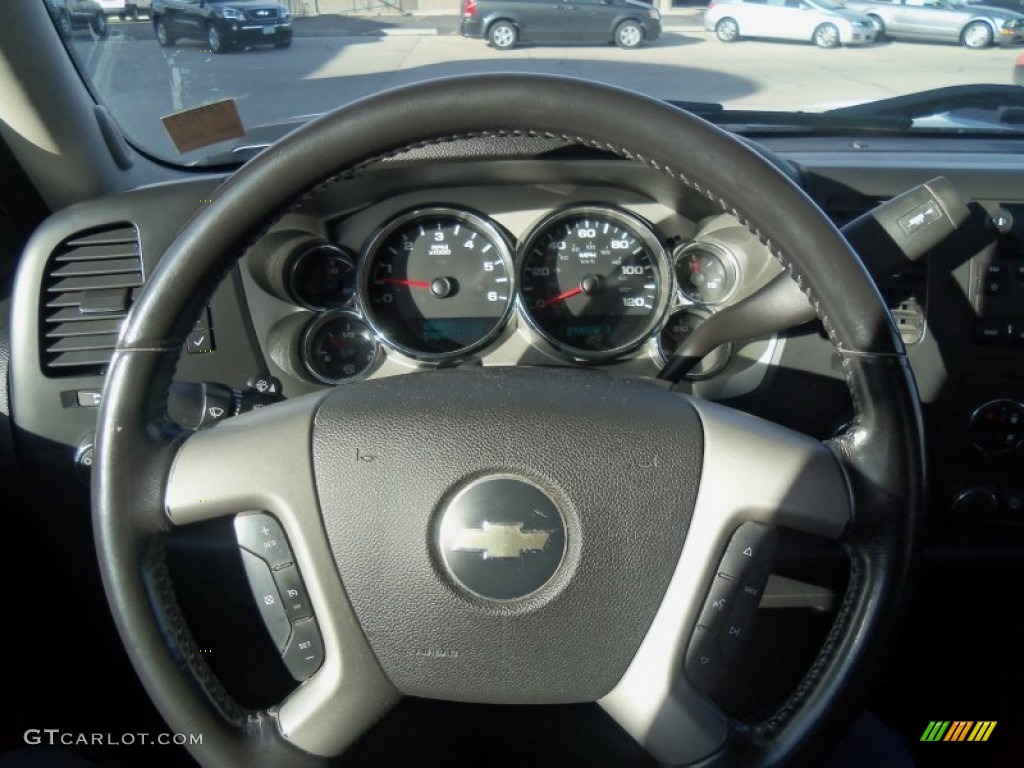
488, 21, 517, 50
57, 10, 73, 38
813, 22, 840, 48
962, 20, 992, 49
614, 20, 644, 49
715, 17, 740, 43
207, 23, 229, 53
867, 14, 885, 39
128, 4, 140, 21
91, 12, 109, 38
154, 17, 174, 46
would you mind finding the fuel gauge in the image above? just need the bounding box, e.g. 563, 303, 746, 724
302, 312, 379, 384
674, 242, 739, 305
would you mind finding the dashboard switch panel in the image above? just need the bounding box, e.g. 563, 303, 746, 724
236, 513, 324, 680
686, 523, 777, 693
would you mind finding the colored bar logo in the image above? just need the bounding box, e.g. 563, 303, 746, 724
920, 721, 996, 742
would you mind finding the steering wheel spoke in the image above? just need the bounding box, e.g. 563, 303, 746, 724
164, 393, 400, 757
600, 399, 851, 766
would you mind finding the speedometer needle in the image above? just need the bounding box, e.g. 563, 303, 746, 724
376, 277, 431, 289
537, 285, 583, 308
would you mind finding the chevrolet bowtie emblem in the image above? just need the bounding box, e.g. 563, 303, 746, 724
451, 520, 553, 559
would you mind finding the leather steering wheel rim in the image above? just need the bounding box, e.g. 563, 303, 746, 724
93, 73, 924, 767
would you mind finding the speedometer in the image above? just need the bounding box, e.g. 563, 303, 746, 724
358, 208, 515, 361
518, 206, 671, 360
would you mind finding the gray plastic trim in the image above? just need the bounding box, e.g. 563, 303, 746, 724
164, 393, 400, 757
598, 396, 851, 765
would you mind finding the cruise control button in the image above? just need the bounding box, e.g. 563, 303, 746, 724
240, 549, 291, 653
273, 564, 312, 621
697, 575, 738, 633
235, 514, 294, 569
283, 618, 324, 681
685, 628, 726, 693
720, 523, 777, 580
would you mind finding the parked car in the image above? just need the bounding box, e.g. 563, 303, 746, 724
969, 0, 1024, 10
705, 0, 876, 47
124, 0, 152, 19
460, 0, 662, 50
151, 0, 293, 53
844, 0, 1024, 47
93, 0, 128, 17
45, 0, 109, 37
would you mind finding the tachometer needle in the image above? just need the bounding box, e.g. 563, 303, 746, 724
376, 277, 431, 289
537, 285, 583, 308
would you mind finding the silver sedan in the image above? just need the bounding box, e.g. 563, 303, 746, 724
705, 0, 877, 48
844, 0, 1024, 48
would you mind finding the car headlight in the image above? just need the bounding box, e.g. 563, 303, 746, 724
215, 7, 245, 20
853, 20, 870, 27
1003, 18, 1021, 28
279, 5, 291, 19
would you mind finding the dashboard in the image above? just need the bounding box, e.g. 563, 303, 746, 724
5, 131, 1024, 765
243, 172, 782, 396
8, 138, 1024, 537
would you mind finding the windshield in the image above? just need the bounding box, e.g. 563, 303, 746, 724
45, 0, 1024, 166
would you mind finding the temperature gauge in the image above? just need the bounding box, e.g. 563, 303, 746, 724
301, 312, 379, 384
674, 242, 739, 305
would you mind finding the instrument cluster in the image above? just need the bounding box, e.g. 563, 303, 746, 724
247, 199, 772, 388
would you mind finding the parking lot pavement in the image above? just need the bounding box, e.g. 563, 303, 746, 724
72, 19, 1020, 164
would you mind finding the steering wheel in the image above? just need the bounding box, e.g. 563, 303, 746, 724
93, 73, 923, 767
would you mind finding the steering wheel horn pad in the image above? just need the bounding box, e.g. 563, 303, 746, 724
96, 73, 923, 768
313, 366, 700, 703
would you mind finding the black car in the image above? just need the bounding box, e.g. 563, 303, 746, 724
152, 0, 292, 53
460, 0, 661, 49
46, 0, 109, 38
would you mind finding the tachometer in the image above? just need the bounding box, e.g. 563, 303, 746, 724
518, 206, 671, 360
358, 208, 515, 361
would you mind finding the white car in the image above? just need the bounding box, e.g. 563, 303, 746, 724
705, 0, 878, 47
92, 0, 127, 16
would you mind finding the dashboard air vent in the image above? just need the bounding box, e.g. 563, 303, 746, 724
40, 224, 143, 376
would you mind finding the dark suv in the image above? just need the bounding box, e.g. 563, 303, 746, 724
461, 0, 661, 49
152, 0, 292, 53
